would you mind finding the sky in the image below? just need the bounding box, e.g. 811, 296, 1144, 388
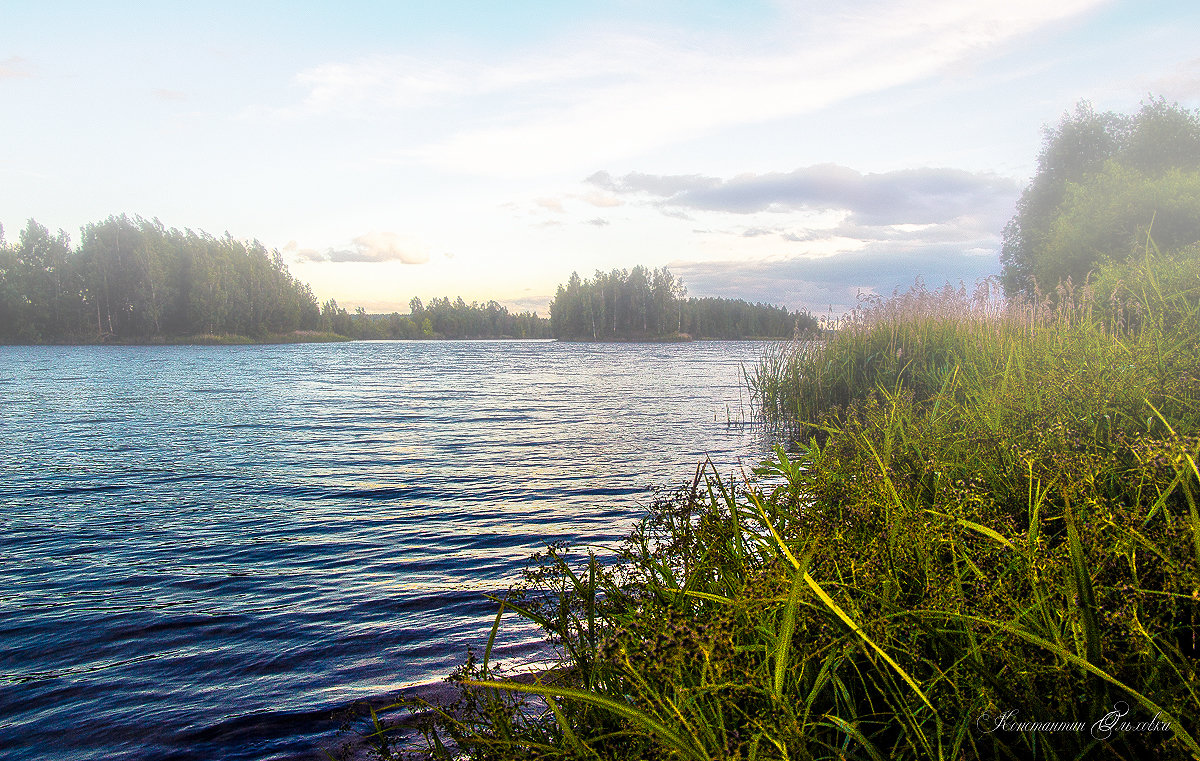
2, 1, 1198, 316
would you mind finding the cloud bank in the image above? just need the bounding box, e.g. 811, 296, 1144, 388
583, 162, 1019, 313
674, 242, 1001, 316
587, 165, 1018, 227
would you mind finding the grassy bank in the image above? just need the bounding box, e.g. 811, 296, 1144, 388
361, 243, 1199, 760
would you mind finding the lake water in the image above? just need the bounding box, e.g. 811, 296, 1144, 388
0, 340, 779, 760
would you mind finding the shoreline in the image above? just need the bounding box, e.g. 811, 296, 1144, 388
0, 334, 807, 347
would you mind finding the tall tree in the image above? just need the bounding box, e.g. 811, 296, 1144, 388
11, 220, 74, 339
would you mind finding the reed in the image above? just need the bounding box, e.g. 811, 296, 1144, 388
363, 240, 1199, 760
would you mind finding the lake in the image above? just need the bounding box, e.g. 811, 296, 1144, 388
0, 340, 779, 760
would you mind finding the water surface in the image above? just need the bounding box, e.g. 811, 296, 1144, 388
0, 340, 775, 760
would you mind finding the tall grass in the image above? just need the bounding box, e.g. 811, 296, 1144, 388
363, 242, 1200, 760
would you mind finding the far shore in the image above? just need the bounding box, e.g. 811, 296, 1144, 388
0, 330, 351, 347
2, 332, 820, 347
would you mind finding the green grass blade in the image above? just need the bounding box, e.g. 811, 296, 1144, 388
774, 566, 805, 698
746, 488, 803, 570
924, 509, 1016, 551
938, 612, 1200, 757
804, 572, 935, 713
482, 595, 507, 677
682, 590, 738, 605
1063, 497, 1102, 665
821, 714, 887, 761
546, 695, 595, 758
463, 679, 712, 761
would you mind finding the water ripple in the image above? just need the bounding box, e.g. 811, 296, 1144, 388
0, 340, 776, 761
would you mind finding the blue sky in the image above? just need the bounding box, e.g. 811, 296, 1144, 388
2, 1, 1198, 314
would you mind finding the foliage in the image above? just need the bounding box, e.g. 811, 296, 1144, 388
549, 266, 817, 340
0, 215, 321, 342
2, 216, 807, 345
337, 296, 551, 340
1001, 98, 1200, 298
363, 243, 1200, 760
1034, 163, 1200, 291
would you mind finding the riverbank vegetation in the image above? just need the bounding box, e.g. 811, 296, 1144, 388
354, 100, 1200, 760
366, 244, 1200, 761
549, 266, 818, 340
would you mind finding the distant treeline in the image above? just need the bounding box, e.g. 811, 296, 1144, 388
1, 215, 809, 344
327, 297, 550, 340
0, 216, 322, 342
0, 215, 545, 343
549, 266, 817, 340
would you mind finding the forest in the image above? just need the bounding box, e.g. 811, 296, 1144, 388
329, 297, 551, 340
548, 266, 817, 340
0, 215, 323, 343
0, 215, 544, 343
1, 214, 812, 343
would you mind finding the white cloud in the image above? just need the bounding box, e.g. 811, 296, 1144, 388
577, 158, 1019, 313
578, 190, 623, 208
1148, 57, 1200, 100
673, 237, 1003, 315
286, 232, 430, 263
292, 57, 464, 115
262, 0, 1104, 176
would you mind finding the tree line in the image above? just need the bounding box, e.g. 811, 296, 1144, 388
549, 265, 817, 340
325, 296, 550, 339
0, 215, 548, 343
0, 215, 322, 342
1, 214, 810, 344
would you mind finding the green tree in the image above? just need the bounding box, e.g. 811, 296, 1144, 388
6, 220, 75, 340
1002, 98, 1200, 297
1034, 162, 1200, 289
0, 226, 27, 341
0, 214, 321, 342
548, 266, 809, 340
